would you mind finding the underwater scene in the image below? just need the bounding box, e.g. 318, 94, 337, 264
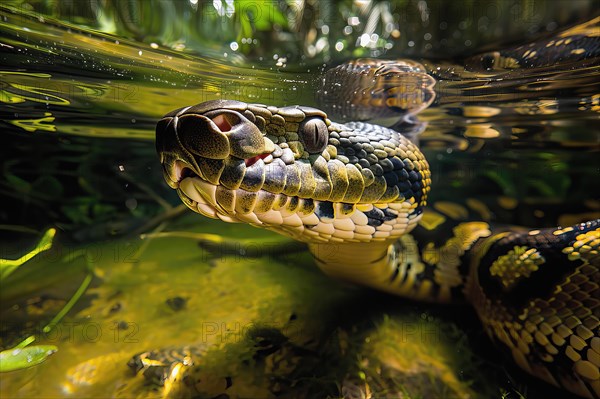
1, 1, 599, 398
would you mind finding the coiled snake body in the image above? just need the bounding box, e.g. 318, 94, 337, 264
155, 18, 600, 398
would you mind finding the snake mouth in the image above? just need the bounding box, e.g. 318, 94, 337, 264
176, 173, 223, 221
170, 161, 228, 221
173, 160, 198, 182
172, 162, 327, 239
170, 159, 312, 228
169, 155, 418, 244
172, 159, 422, 245
171, 157, 313, 224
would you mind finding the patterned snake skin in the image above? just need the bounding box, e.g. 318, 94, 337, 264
153, 17, 600, 398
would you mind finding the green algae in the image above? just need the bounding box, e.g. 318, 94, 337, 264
1, 214, 491, 398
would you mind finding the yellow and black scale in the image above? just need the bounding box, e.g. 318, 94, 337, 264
145, 17, 600, 398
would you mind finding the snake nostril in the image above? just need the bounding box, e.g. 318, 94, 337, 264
211, 114, 232, 132
211, 112, 245, 133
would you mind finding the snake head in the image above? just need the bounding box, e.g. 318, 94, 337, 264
156, 100, 430, 244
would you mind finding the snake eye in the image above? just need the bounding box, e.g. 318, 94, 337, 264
299, 117, 328, 154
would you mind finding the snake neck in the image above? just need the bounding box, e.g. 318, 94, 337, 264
308, 241, 395, 293
308, 221, 494, 303
308, 236, 469, 303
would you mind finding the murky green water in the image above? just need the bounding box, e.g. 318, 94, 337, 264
1, 1, 599, 398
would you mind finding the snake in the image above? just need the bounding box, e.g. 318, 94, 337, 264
154, 17, 600, 398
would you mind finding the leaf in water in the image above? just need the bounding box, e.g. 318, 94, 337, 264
482, 170, 517, 197
0, 228, 57, 281
32, 175, 64, 199
60, 205, 88, 225
0, 345, 58, 372
4, 174, 31, 193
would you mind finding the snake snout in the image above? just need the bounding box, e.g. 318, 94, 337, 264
176, 113, 231, 160
174, 108, 273, 162
156, 104, 279, 196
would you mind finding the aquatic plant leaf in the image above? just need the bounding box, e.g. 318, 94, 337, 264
482, 170, 517, 197
0, 228, 56, 281
61, 203, 93, 224
4, 174, 31, 193
32, 175, 64, 199
0, 345, 58, 372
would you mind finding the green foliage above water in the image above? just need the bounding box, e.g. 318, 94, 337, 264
2, 0, 596, 63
